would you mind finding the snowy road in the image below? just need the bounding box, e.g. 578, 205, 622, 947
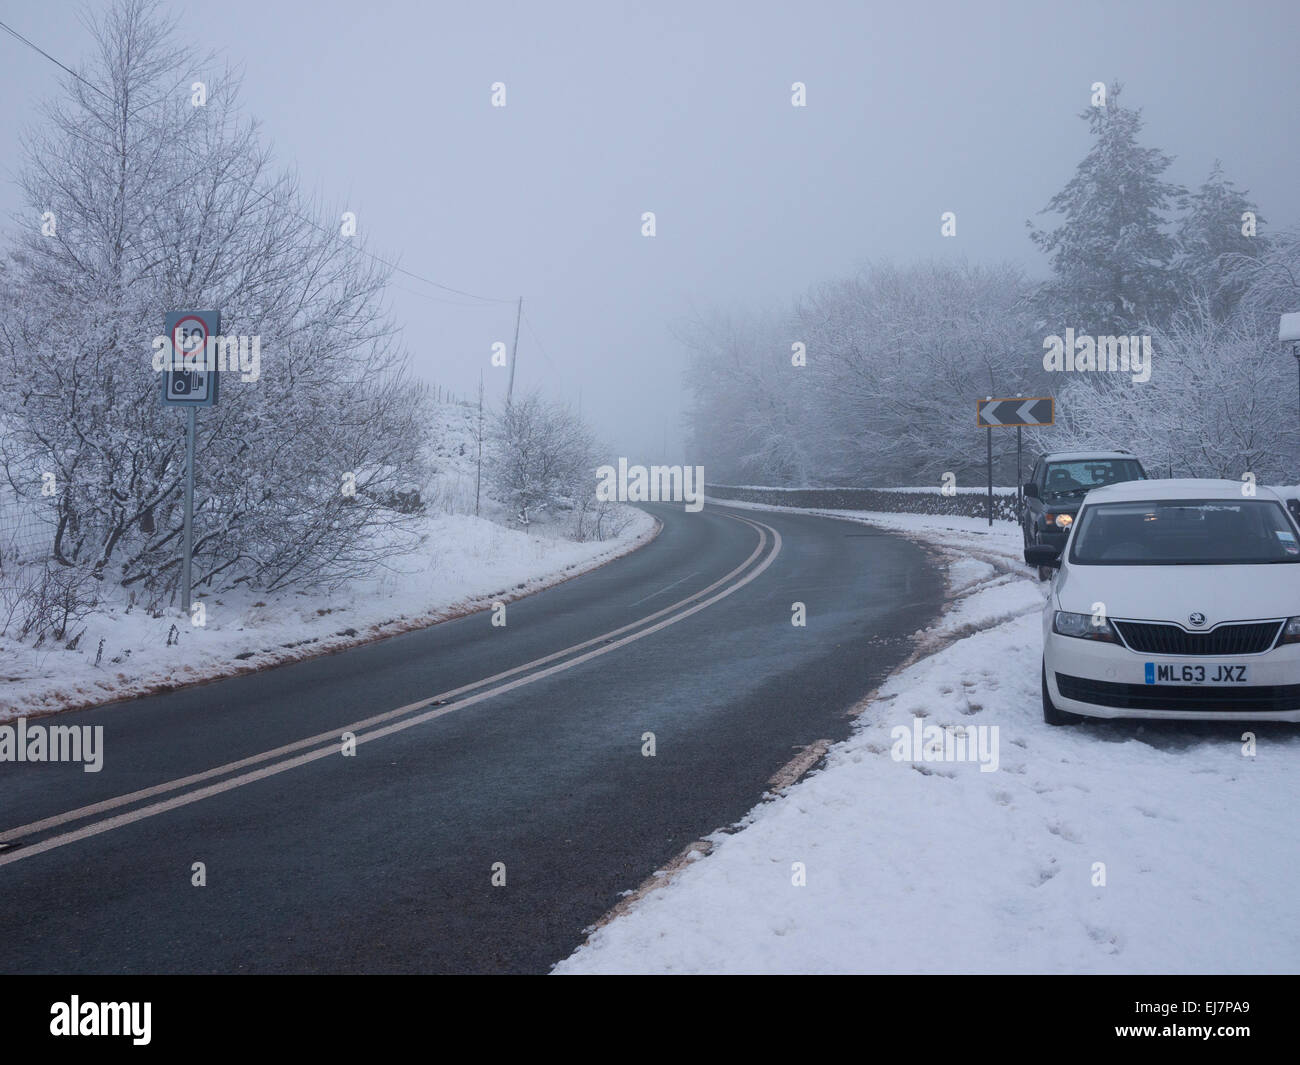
558, 504, 1300, 974
0, 502, 943, 973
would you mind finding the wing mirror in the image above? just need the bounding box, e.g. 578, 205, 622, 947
1024, 545, 1060, 568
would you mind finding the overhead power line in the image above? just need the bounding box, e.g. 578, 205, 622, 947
522, 307, 568, 380
0, 18, 518, 308
0, 17, 114, 105
387, 280, 511, 310
522, 307, 585, 406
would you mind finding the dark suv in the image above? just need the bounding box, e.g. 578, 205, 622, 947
1022, 451, 1148, 578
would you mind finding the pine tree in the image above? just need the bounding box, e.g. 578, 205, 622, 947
1174, 161, 1265, 320
1028, 83, 1184, 335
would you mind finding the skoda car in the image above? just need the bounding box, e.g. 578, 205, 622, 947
1026, 479, 1300, 724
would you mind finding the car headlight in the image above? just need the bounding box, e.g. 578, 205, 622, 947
1053, 610, 1118, 642
1281, 617, 1300, 645
1054, 513, 1073, 529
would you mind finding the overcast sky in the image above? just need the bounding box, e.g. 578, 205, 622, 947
2, 0, 1298, 461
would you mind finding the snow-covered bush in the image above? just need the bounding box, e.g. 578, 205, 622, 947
485, 391, 595, 528
0, 560, 100, 646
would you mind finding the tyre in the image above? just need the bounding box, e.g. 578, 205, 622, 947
1042, 661, 1083, 726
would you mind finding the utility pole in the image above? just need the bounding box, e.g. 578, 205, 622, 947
506, 296, 522, 406
476, 370, 484, 517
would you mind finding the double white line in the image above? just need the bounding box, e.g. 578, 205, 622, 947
0, 511, 782, 869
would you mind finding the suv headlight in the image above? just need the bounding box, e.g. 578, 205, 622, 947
1281, 617, 1300, 645
1053, 610, 1118, 643
1043, 512, 1074, 529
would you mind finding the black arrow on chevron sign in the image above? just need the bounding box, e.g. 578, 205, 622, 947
976, 397, 1054, 427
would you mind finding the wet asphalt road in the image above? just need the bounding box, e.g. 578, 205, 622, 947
0, 502, 943, 973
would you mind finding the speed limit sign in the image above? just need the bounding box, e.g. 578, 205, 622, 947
162, 310, 220, 406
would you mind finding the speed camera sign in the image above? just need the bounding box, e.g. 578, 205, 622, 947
162, 310, 220, 406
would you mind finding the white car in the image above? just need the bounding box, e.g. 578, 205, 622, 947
1026, 479, 1300, 724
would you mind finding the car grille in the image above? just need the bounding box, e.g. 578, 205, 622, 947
1113, 620, 1282, 656
1055, 673, 1300, 712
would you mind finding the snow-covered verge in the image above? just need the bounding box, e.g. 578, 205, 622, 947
555, 499, 1300, 974
710, 484, 1020, 495
707, 484, 1022, 522
0, 506, 656, 720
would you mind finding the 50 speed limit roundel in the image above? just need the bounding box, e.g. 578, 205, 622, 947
162, 310, 220, 406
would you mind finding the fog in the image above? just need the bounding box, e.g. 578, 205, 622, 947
3, 0, 1297, 462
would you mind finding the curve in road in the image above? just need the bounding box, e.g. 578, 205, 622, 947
0, 502, 944, 973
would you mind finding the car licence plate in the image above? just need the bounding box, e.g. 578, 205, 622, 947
1145, 663, 1249, 685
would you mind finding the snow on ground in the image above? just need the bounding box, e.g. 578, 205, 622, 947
556, 499, 1300, 974
710, 483, 1020, 495
0, 506, 655, 720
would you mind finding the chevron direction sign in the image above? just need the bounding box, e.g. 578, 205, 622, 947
977, 397, 1053, 427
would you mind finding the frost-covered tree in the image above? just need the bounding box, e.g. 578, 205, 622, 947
0, 0, 430, 599
1220, 223, 1300, 325
486, 391, 594, 526
682, 261, 1042, 487
797, 260, 1043, 484
680, 307, 819, 486
1174, 161, 1265, 320
1029, 83, 1184, 335
1036, 300, 1297, 482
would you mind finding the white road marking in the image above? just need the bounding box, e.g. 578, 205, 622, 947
2, 521, 765, 846
0, 513, 782, 868
629, 571, 698, 606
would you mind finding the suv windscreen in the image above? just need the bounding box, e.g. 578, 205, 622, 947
1070, 499, 1300, 565
1042, 459, 1145, 498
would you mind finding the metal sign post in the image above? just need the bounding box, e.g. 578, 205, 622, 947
977, 397, 1055, 530
1017, 426, 1023, 511
182, 407, 197, 613
986, 424, 993, 526
161, 310, 220, 614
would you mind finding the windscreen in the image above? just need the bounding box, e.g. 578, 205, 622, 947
1070, 499, 1300, 565
1042, 459, 1145, 497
